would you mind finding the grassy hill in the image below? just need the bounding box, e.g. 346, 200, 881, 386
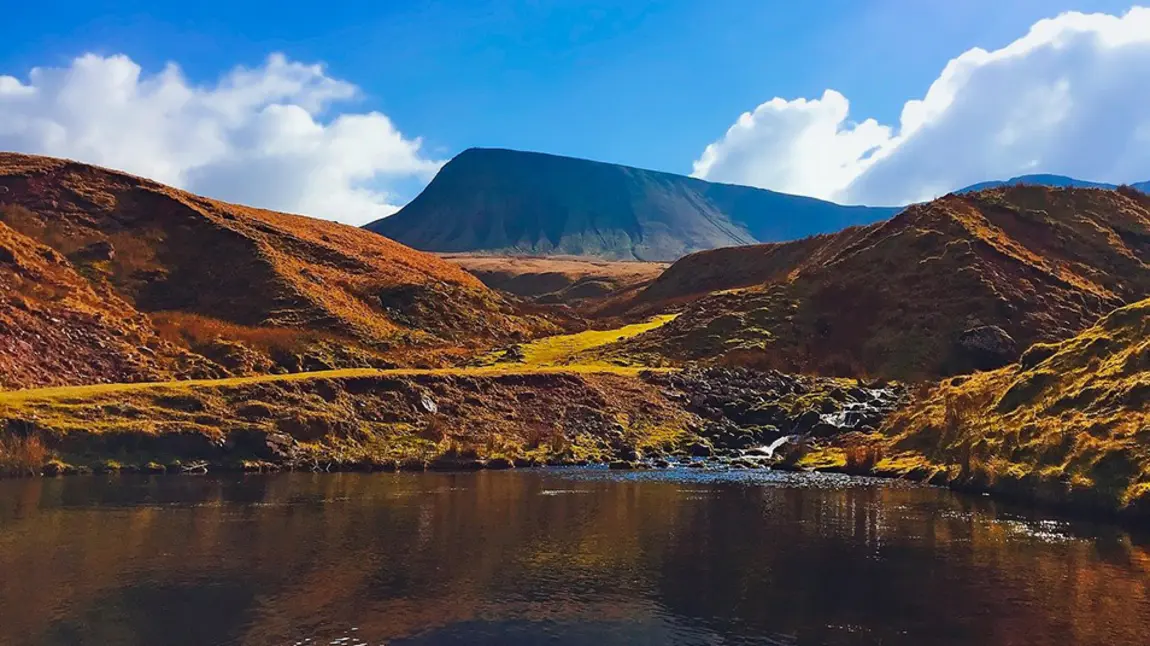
0, 152, 557, 388
609, 185, 1150, 380
861, 297, 1149, 519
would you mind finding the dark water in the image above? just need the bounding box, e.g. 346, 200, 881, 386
1, 470, 1149, 646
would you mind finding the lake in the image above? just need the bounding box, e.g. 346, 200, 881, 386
1, 469, 1148, 645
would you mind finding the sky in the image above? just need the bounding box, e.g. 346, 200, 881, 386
2, 0, 1148, 223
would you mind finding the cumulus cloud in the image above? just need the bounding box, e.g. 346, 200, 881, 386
0, 53, 441, 224
693, 7, 1150, 206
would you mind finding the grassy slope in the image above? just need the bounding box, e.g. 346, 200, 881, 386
440, 253, 667, 306
0, 221, 211, 388
795, 298, 1149, 518
0, 316, 682, 473
0, 152, 556, 387
614, 185, 1150, 380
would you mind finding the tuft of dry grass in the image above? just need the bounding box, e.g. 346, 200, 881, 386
151, 311, 323, 355
0, 435, 47, 476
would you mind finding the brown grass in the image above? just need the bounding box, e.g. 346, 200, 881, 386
0, 435, 47, 476
151, 311, 323, 355
0, 151, 571, 388
613, 185, 1150, 380
843, 440, 885, 472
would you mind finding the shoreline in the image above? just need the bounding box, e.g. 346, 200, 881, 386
4, 457, 1147, 530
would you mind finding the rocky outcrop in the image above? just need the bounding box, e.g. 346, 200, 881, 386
643, 367, 906, 467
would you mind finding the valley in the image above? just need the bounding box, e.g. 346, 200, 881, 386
1, 151, 1148, 524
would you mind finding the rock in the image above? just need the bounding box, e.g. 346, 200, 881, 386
616, 446, 641, 461
809, 422, 841, 438
429, 449, 483, 471
419, 393, 438, 414
609, 460, 639, 470
226, 429, 296, 461
741, 403, 786, 426
1020, 342, 1060, 370
954, 325, 1018, 371
399, 458, 427, 471
792, 410, 822, 433
486, 457, 514, 470
501, 345, 526, 362
685, 441, 714, 457
72, 240, 116, 262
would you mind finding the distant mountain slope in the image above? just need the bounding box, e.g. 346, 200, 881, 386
0, 152, 553, 388
960, 174, 1150, 193
440, 254, 667, 306
365, 148, 900, 261
610, 185, 1150, 380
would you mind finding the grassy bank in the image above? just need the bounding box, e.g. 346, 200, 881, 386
786, 298, 1150, 521
0, 316, 688, 475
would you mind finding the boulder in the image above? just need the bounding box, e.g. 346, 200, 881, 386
792, 410, 822, 433
953, 325, 1018, 371
685, 440, 714, 457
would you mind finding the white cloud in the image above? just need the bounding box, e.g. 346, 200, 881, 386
693, 7, 1150, 206
0, 53, 441, 224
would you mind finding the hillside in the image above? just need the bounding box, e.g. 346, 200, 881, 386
0, 221, 213, 389
609, 185, 1150, 380
440, 254, 667, 306
862, 297, 1150, 518
0, 153, 554, 388
365, 148, 899, 261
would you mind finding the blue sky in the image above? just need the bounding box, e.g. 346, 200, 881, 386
3, 1, 1149, 222
4, 0, 1132, 171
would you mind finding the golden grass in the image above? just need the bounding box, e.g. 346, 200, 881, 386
0, 364, 671, 406
874, 297, 1150, 514
0, 315, 680, 408
513, 314, 677, 366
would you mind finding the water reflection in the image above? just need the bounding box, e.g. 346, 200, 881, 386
0, 470, 1147, 645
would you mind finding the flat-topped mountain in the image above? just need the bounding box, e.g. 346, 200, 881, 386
365, 148, 900, 261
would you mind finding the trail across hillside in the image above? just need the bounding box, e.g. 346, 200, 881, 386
0, 315, 678, 405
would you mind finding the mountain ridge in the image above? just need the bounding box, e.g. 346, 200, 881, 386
366, 147, 901, 261
960, 173, 1150, 193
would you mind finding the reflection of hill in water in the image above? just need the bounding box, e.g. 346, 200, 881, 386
1, 472, 1148, 645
